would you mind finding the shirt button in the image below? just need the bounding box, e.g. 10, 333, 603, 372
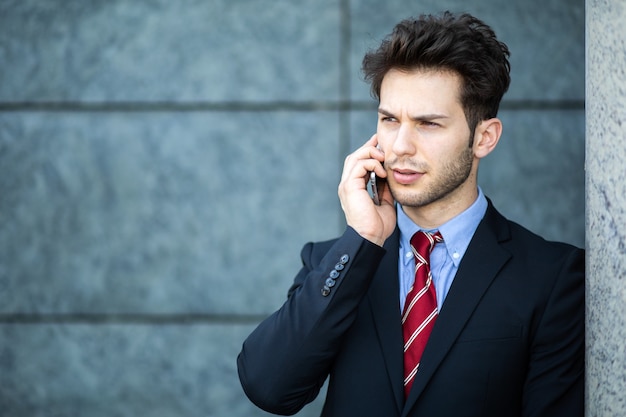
405, 252, 413, 259
453, 252, 460, 259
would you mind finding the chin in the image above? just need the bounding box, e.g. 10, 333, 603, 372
389, 185, 433, 208
391, 182, 466, 209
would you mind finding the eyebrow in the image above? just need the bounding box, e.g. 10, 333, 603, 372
378, 107, 449, 121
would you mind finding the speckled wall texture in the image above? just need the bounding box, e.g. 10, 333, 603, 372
586, 1, 626, 416
0, 1, 584, 416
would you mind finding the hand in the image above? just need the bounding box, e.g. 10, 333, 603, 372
338, 134, 396, 246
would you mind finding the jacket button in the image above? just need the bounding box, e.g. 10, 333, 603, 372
334, 263, 345, 271
321, 286, 331, 297
325, 278, 336, 288
329, 270, 340, 279
340, 254, 350, 264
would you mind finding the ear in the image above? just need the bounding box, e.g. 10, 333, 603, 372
473, 118, 502, 159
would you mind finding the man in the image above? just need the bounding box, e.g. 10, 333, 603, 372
237, 11, 584, 417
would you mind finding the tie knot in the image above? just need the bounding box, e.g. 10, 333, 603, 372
410, 230, 443, 260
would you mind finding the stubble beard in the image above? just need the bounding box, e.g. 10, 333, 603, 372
388, 144, 474, 209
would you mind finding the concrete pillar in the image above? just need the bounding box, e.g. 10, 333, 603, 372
586, 1, 626, 416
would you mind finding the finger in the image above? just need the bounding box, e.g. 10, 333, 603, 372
344, 137, 384, 171
342, 155, 383, 184
341, 134, 386, 186
363, 134, 384, 161
365, 133, 378, 147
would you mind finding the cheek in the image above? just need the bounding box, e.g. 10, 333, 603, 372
418, 143, 459, 169
375, 129, 392, 150
375, 122, 387, 138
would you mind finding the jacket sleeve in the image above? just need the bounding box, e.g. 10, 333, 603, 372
522, 247, 585, 417
237, 227, 386, 415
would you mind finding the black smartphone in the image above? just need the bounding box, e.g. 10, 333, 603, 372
368, 171, 383, 205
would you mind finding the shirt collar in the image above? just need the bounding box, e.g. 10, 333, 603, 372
397, 187, 488, 267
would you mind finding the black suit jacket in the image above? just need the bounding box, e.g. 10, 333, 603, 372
238, 202, 584, 417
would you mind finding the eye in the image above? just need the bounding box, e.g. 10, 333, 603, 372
380, 116, 397, 123
420, 120, 440, 128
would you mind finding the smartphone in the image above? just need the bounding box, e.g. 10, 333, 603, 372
368, 144, 385, 205
368, 171, 383, 206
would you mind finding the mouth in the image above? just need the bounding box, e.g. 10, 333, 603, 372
391, 168, 424, 185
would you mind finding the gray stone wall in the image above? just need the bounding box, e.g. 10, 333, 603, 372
586, 0, 626, 416
0, 1, 584, 416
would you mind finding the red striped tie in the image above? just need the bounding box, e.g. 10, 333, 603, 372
402, 230, 443, 397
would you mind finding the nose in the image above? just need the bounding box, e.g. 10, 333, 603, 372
391, 124, 416, 156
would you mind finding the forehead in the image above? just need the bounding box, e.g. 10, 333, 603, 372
379, 68, 464, 112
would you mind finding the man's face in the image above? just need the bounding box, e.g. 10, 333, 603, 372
376, 68, 477, 212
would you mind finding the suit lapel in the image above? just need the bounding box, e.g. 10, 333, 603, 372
402, 204, 512, 415
368, 227, 405, 414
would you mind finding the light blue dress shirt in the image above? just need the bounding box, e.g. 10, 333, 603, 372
397, 187, 488, 312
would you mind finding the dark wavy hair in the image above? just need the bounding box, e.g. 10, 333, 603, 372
362, 12, 511, 137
